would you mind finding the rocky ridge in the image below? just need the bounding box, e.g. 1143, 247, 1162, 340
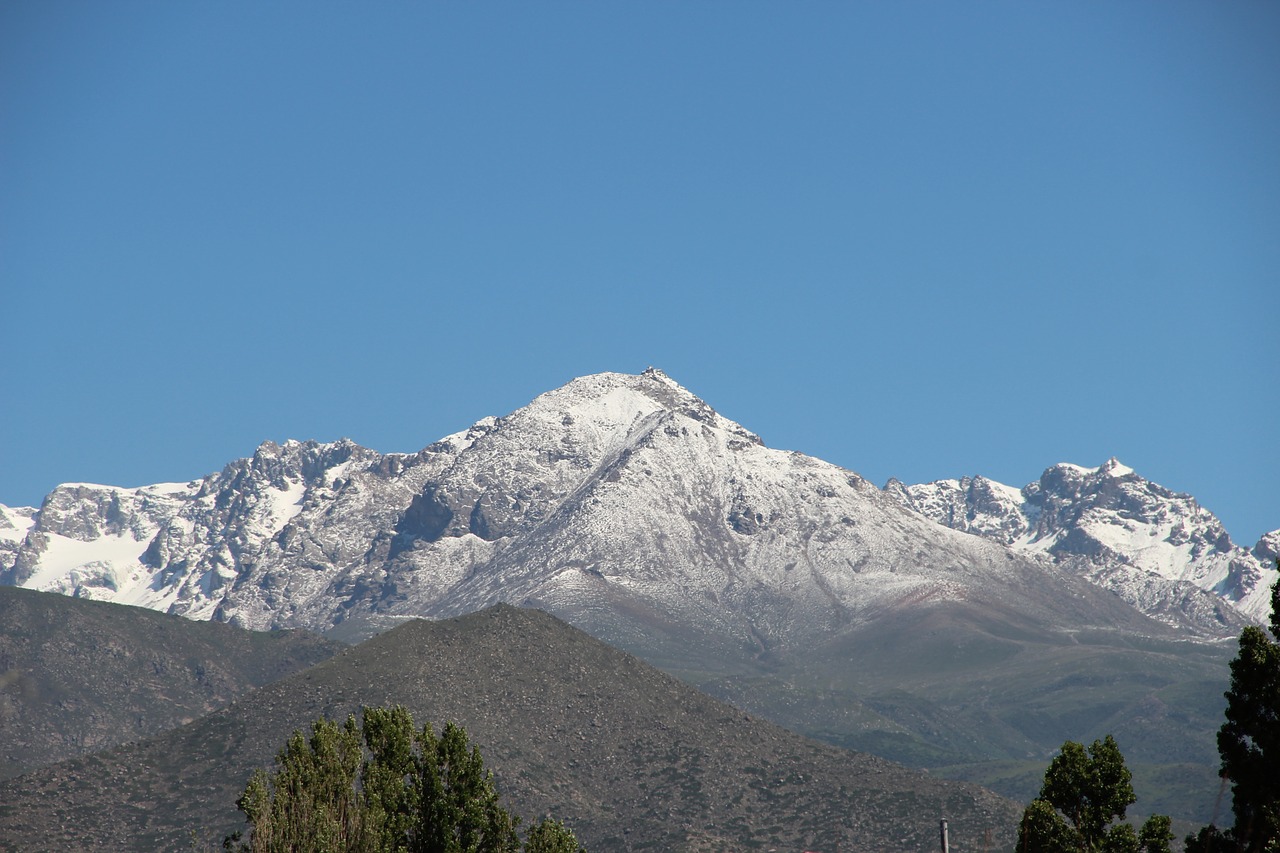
885, 458, 1278, 626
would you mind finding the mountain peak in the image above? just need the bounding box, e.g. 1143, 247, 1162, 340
641, 365, 672, 382
1099, 457, 1135, 478
1045, 458, 1137, 482
523, 369, 762, 448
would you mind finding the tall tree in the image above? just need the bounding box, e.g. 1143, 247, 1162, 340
413, 720, 520, 853
1017, 735, 1172, 853
236, 715, 366, 852
361, 705, 420, 851
1205, 573, 1280, 853
1186, 572, 1280, 853
229, 706, 581, 853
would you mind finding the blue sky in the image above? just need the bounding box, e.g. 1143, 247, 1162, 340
2, 2, 1277, 543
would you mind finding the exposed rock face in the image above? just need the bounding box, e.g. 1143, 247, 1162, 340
0, 438, 398, 621
884, 474, 1029, 543
887, 457, 1278, 626
0, 505, 36, 578
1255, 530, 1280, 568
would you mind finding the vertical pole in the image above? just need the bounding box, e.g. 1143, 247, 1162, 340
940, 819, 949, 853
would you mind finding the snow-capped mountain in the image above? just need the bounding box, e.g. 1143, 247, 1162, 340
885, 458, 1279, 625
0, 369, 1252, 655
5, 368, 1268, 825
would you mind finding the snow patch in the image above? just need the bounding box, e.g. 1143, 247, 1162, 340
24, 531, 151, 590
986, 479, 1026, 507
0, 505, 37, 544
266, 480, 307, 528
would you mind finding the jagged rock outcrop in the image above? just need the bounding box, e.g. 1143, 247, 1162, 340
887, 457, 1277, 626
1255, 529, 1280, 568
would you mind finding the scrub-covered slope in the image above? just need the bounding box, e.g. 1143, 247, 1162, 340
0, 605, 1020, 853
0, 586, 338, 780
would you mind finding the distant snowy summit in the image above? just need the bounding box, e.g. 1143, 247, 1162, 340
0, 369, 1271, 649
885, 458, 1279, 624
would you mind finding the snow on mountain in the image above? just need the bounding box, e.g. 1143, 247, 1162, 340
1255, 530, 1280, 568
885, 458, 1278, 625
1, 482, 198, 610
206, 367, 1077, 653
0, 440, 401, 619
0, 369, 1253, 656
0, 504, 37, 573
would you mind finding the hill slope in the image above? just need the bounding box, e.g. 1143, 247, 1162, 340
0, 604, 1020, 853
0, 586, 339, 781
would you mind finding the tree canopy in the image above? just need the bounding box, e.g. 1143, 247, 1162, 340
1017, 734, 1172, 853
228, 706, 583, 853
1187, 573, 1280, 853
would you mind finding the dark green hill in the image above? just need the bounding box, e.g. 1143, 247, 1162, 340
0, 586, 340, 780
0, 604, 1020, 852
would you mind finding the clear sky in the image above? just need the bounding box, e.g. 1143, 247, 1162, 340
2, 2, 1277, 544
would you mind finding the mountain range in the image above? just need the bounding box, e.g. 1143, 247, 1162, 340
4, 369, 1270, 640
2, 368, 1274, 828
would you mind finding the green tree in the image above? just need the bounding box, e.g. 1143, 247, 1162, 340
523, 819, 584, 853
361, 705, 421, 851
229, 706, 582, 853
236, 715, 366, 852
1137, 815, 1174, 853
1017, 735, 1172, 853
1189, 573, 1280, 853
413, 720, 520, 853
